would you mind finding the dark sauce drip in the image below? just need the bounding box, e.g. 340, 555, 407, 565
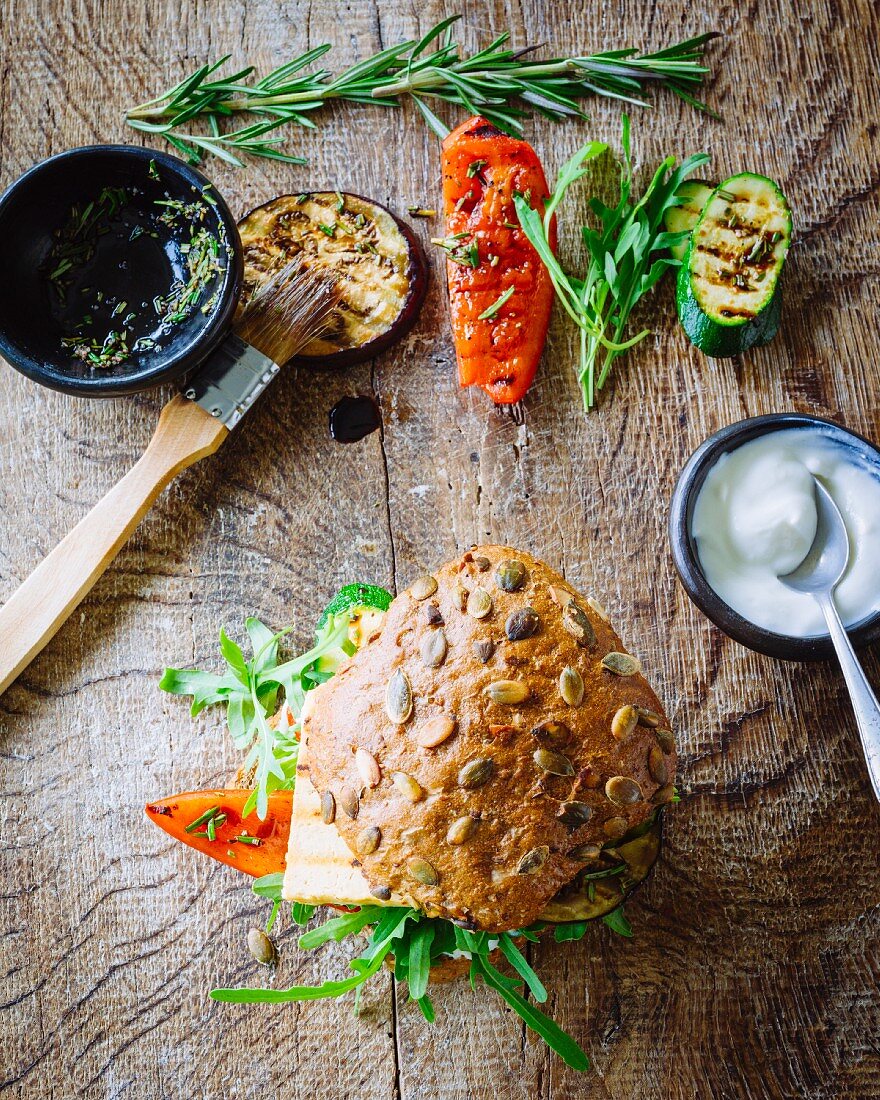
329, 395, 381, 443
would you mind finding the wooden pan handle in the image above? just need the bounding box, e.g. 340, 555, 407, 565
0, 395, 228, 696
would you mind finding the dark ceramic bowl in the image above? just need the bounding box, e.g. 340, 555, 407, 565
0, 145, 242, 397
669, 413, 880, 661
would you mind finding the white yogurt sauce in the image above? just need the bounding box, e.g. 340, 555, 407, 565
691, 427, 880, 637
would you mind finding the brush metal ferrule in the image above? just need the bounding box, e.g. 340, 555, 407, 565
182, 333, 280, 430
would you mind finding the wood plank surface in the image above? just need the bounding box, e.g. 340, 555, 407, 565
1, 1, 879, 1097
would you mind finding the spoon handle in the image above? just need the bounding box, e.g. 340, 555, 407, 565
817, 592, 880, 803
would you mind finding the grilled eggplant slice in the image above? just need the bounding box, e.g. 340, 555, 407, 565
540, 814, 662, 923
238, 192, 428, 367
676, 173, 791, 358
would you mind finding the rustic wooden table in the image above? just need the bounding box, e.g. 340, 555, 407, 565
2, 1, 879, 1097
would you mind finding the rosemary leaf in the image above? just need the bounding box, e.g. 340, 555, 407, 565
126, 19, 719, 165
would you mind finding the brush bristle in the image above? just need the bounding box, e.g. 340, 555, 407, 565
234, 257, 339, 364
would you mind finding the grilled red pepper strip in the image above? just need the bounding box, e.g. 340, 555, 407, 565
146, 789, 291, 877
440, 115, 557, 404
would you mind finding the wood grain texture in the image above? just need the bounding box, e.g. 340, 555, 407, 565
0, 396, 227, 695
1, 1, 878, 1098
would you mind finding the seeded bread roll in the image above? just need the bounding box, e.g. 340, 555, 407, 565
305, 546, 675, 932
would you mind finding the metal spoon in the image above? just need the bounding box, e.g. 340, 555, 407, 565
778, 476, 880, 802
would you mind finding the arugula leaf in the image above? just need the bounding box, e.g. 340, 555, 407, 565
213, 951, 389, 1004
246, 617, 280, 674
498, 933, 547, 1003
212, 908, 414, 1004
406, 922, 435, 1003
298, 906, 383, 950
291, 903, 316, 927
514, 114, 710, 409
157, 667, 242, 715
251, 872, 284, 900
250, 871, 313, 930
160, 593, 389, 819
553, 921, 590, 943
470, 954, 590, 1072
602, 907, 633, 938
219, 628, 248, 680
265, 900, 281, 934
213, 901, 601, 1071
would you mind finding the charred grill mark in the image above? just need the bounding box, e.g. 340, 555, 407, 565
697, 243, 758, 263
469, 122, 505, 139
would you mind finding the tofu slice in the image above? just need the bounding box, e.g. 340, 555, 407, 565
282, 691, 403, 907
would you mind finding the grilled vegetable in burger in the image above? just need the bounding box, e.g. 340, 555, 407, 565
151, 547, 676, 1071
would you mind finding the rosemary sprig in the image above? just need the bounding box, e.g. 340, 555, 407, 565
477, 285, 515, 320
430, 231, 480, 268
126, 18, 719, 166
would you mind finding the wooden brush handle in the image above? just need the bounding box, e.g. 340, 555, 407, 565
0, 395, 227, 696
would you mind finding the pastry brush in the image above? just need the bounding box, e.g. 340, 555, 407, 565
0, 258, 338, 696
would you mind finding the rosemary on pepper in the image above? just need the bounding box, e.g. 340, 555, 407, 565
430, 232, 480, 268
477, 285, 515, 320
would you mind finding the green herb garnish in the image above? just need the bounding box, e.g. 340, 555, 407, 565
211, 907, 592, 1072
477, 285, 515, 321
161, 590, 391, 818
467, 159, 489, 185
50, 176, 228, 369
125, 19, 718, 166
185, 805, 221, 833
513, 115, 710, 408
430, 233, 479, 268
45, 186, 131, 305
602, 907, 634, 937
152, 224, 227, 327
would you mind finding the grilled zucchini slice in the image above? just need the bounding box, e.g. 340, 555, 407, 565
676, 173, 791, 358
238, 192, 428, 367
663, 179, 714, 262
